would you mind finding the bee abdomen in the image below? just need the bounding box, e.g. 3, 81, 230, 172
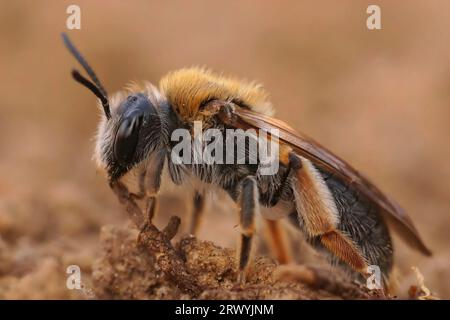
326, 171, 393, 274
292, 169, 393, 280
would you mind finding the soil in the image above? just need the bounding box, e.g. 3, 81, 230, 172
91, 220, 379, 300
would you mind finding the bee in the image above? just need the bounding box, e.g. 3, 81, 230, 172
62, 33, 431, 286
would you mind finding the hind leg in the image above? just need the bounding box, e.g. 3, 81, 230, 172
289, 152, 368, 275
264, 219, 293, 264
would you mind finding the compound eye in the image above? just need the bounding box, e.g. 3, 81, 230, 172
113, 116, 142, 166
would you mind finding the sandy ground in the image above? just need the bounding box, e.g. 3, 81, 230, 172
0, 1, 449, 299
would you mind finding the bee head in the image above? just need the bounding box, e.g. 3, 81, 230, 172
62, 33, 166, 181
97, 89, 164, 181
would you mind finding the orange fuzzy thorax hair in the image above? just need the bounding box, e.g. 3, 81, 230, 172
159, 67, 274, 121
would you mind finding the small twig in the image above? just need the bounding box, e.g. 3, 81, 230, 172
162, 216, 181, 240
110, 181, 144, 227
137, 217, 202, 296
109, 181, 202, 296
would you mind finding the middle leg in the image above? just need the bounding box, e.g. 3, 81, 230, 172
189, 191, 206, 235
237, 176, 259, 284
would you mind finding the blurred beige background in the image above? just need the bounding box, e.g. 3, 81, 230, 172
0, 1, 449, 298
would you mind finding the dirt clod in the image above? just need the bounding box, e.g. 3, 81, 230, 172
92, 219, 376, 300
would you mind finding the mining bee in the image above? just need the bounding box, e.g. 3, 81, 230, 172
62, 33, 431, 286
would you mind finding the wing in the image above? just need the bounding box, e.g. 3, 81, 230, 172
231, 107, 431, 256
